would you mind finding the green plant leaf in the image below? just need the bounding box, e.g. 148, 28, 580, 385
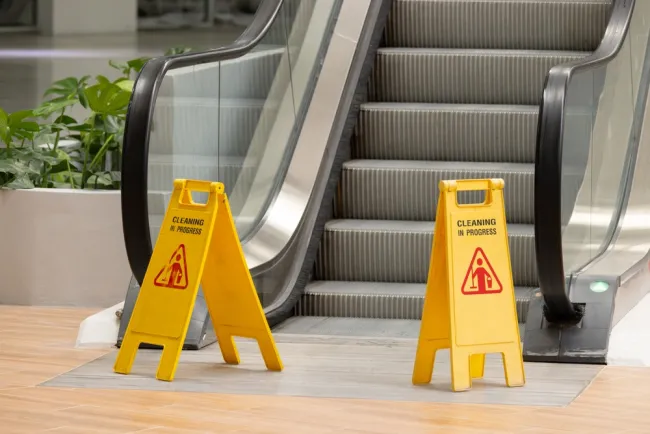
86, 172, 114, 188
43, 76, 90, 100
0, 108, 10, 145
96, 75, 111, 86
54, 115, 78, 125
164, 46, 194, 56
126, 57, 149, 73
8, 110, 33, 124
84, 83, 131, 116
5, 176, 35, 189
108, 60, 130, 76
0, 109, 40, 145
34, 99, 77, 117
115, 79, 135, 93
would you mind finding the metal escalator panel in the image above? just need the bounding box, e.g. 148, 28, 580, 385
119, 0, 343, 348
556, 3, 650, 278
525, 0, 650, 362
276, 0, 614, 339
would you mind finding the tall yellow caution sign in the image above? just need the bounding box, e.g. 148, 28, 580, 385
412, 179, 525, 392
114, 179, 283, 381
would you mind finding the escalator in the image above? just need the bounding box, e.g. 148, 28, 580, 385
277, 0, 609, 338
119, 0, 650, 364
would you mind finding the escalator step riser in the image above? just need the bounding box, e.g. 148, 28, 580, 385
150, 100, 270, 157
369, 49, 588, 105
314, 228, 537, 287
294, 292, 532, 323
385, 0, 611, 51
339, 163, 534, 223
354, 104, 538, 163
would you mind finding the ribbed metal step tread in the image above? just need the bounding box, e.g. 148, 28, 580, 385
370, 48, 589, 105
322, 219, 533, 234
274, 316, 423, 339
339, 160, 534, 223
296, 281, 536, 322
385, 0, 611, 51
355, 103, 538, 163
314, 220, 537, 287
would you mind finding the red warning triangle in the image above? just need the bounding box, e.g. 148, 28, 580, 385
460, 247, 503, 295
153, 244, 189, 290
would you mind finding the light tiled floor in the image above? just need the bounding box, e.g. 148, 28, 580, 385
43, 335, 602, 407
1, 306, 650, 433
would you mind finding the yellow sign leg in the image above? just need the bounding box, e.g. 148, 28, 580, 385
202, 192, 283, 371
502, 347, 526, 387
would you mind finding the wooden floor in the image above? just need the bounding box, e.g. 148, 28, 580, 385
2, 307, 650, 434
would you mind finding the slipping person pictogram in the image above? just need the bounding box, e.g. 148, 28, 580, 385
471, 258, 493, 293
154, 244, 189, 290
461, 247, 502, 295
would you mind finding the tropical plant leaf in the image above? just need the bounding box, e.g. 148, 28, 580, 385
84, 83, 131, 116
115, 79, 135, 93
164, 46, 194, 56
34, 99, 77, 118
43, 76, 90, 100
0, 108, 10, 145
127, 57, 149, 74
4, 175, 34, 189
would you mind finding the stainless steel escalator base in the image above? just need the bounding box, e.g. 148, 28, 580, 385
116, 276, 216, 351
275, 316, 422, 338
523, 276, 621, 365
274, 316, 528, 343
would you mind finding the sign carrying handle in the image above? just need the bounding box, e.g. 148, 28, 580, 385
440, 179, 504, 207
174, 179, 224, 208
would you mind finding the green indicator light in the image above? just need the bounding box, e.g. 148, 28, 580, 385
590, 281, 609, 293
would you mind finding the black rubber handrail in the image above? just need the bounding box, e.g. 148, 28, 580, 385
535, 0, 635, 324
121, 0, 285, 285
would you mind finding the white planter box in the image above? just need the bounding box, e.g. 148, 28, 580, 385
0, 189, 131, 307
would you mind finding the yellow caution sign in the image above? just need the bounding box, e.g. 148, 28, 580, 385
412, 179, 525, 392
114, 179, 283, 381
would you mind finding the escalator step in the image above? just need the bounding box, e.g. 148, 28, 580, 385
385, 0, 611, 51
355, 103, 537, 163
314, 220, 537, 287
369, 48, 588, 105
339, 160, 534, 223
295, 281, 536, 323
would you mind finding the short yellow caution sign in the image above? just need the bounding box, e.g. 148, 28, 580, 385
114, 179, 283, 381
412, 179, 525, 392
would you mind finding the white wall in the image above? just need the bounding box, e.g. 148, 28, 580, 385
37, 0, 137, 35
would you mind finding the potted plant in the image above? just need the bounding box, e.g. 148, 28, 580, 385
0, 48, 191, 308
